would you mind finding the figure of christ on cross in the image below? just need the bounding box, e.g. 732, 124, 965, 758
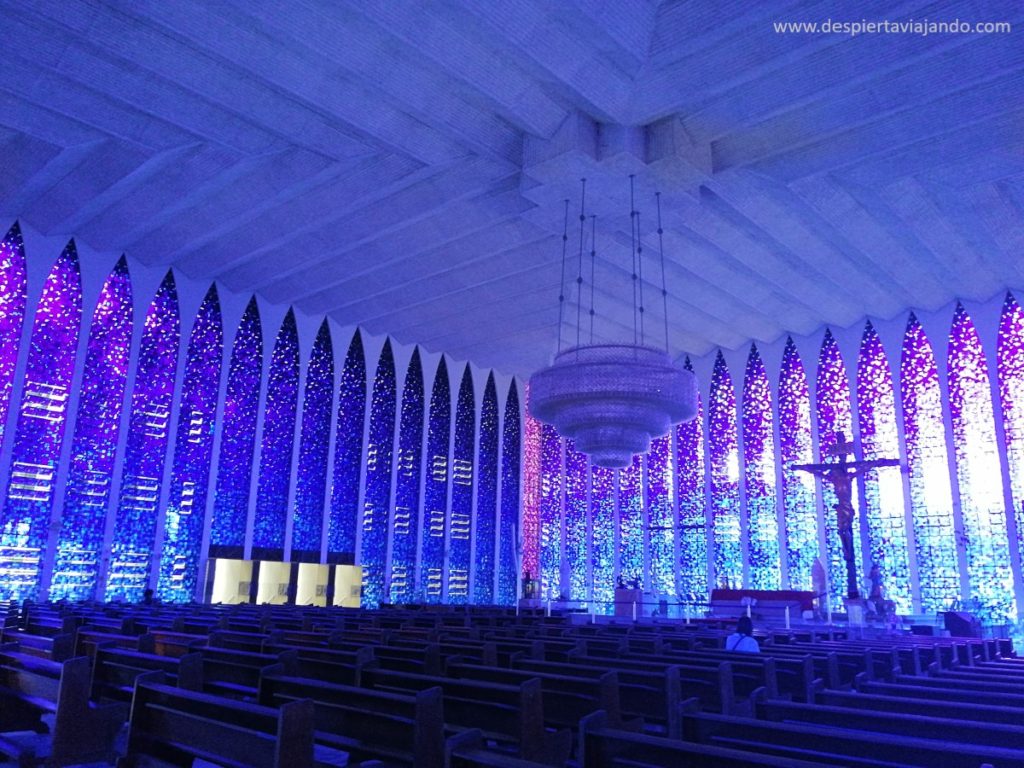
793, 432, 904, 600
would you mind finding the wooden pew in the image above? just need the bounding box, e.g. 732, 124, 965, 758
0, 631, 75, 662
445, 730, 554, 768
119, 674, 315, 768
361, 665, 572, 765
92, 646, 203, 701
682, 711, 1024, 767
0, 653, 126, 766
580, 711, 834, 768
856, 678, 1024, 709
258, 673, 446, 767
264, 643, 376, 686
197, 646, 296, 699
815, 688, 1024, 726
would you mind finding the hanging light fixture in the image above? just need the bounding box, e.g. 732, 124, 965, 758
528, 178, 698, 468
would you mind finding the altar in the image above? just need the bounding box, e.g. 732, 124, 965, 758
709, 588, 816, 621
613, 587, 642, 618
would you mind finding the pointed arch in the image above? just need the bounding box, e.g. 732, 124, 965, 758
901, 313, 959, 612
998, 292, 1024, 585
474, 372, 499, 604
251, 309, 300, 559
360, 338, 396, 607
51, 255, 133, 600
779, 338, 817, 590
209, 297, 262, 555
815, 329, 857, 608
676, 357, 708, 601
328, 329, 366, 561
709, 350, 741, 587
742, 344, 781, 589
291, 320, 334, 560
389, 347, 424, 602
0, 222, 27, 451
448, 364, 475, 603
420, 356, 450, 602
948, 303, 1017, 620
1, 241, 82, 600
498, 380, 521, 605
158, 284, 223, 602
856, 321, 913, 613
106, 270, 180, 601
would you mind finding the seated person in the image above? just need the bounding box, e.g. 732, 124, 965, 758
725, 615, 760, 653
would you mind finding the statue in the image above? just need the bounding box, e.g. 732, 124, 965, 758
793, 432, 904, 600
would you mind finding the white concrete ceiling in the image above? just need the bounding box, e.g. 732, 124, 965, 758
1, 0, 1022, 375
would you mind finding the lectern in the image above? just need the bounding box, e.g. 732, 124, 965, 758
614, 587, 641, 618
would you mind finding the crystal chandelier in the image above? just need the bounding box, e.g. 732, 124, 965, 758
528, 179, 697, 468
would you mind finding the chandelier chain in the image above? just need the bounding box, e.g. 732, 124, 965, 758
556, 198, 569, 353
589, 214, 597, 344
629, 175, 638, 346
656, 191, 670, 352
576, 178, 586, 352
637, 209, 646, 346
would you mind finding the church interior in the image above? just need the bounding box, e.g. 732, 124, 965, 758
0, 2, 1022, 766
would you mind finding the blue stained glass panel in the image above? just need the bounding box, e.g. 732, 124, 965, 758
856, 321, 913, 613
420, 357, 450, 601
252, 309, 299, 558
291, 320, 333, 560
157, 285, 223, 602
778, 339, 817, 590
50, 256, 132, 600
209, 297, 262, 554
390, 348, 423, 602
709, 351, 741, 587
473, 373, 498, 604
538, 423, 561, 599
448, 365, 475, 603
106, 270, 180, 601
676, 358, 708, 601
564, 439, 588, 601
498, 380, 520, 605
361, 339, 396, 607
742, 344, 781, 589
590, 464, 615, 609
647, 434, 674, 596
619, 453, 644, 588
1, 242, 82, 599
328, 330, 365, 562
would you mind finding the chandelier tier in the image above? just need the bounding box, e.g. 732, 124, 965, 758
529, 343, 697, 468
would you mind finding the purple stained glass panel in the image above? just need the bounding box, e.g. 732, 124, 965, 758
742, 344, 781, 589
252, 309, 299, 558
106, 270, 180, 601
0, 242, 82, 599
157, 285, 223, 602
538, 423, 561, 599
51, 256, 133, 600
209, 297, 262, 554
647, 434, 674, 596
291, 320, 334, 560
709, 351, 741, 588
564, 438, 588, 600
998, 293, 1024, 588
676, 358, 708, 601
0, 222, 27, 451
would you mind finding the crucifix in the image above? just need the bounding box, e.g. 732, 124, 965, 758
793, 432, 904, 600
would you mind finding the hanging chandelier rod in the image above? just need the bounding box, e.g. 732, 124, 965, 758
556, 198, 569, 353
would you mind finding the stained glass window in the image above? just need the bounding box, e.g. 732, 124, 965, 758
420, 357, 450, 602
291, 320, 333, 561
106, 270, 179, 601
619, 454, 644, 588
448, 365, 475, 603
497, 380, 521, 605
856, 321, 913, 613
474, 373, 498, 604
327, 330, 365, 562
647, 433, 675, 597
521, 383, 541, 585
564, 439, 589, 601
0, 222, 27, 451
709, 350, 741, 588
901, 313, 960, 612
50, 256, 132, 600
251, 309, 299, 559
157, 285, 223, 602
1, 242, 82, 600
778, 338, 817, 590
209, 297, 261, 556
742, 344, 781, 589
590, 464, 616, 609
390, 348, 423, 602
676, 357, 708, 601
815, 329, 858, 608
361, 339, 396, 607
948, 303, 1017, 621
538, 423, 562, 599
998, 293, 1024, 587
